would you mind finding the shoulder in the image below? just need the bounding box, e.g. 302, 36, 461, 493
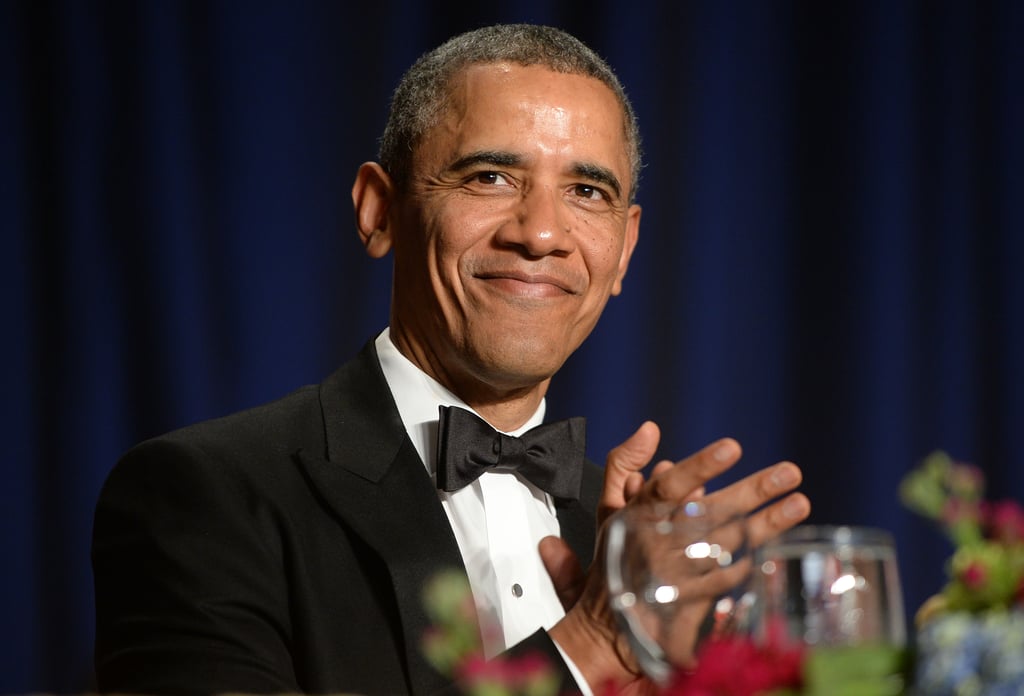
104, 340, 389, 499
123, 383, 315, 471
97, 384, 323, 520
135, 383, 323, 463
112, 339, 387, 482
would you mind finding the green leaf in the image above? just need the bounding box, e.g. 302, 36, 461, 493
803, 645, 908, 696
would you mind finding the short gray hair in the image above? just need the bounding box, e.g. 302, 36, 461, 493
378, 24, 643, 202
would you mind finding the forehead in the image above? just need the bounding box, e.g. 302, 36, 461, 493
420, 63, 631, 184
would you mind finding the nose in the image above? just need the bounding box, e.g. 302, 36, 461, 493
495, 186, 577, 257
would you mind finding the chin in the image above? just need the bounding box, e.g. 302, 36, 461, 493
470, 336, 571, 387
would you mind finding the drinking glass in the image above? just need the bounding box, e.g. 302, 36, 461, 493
605, 500, 752, 684
748, 525, 906, 649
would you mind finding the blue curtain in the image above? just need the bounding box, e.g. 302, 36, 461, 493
3, 1, 1021, 690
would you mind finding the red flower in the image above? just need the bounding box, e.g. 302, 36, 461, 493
959, 560, 989, 590
663, 637, 803, 696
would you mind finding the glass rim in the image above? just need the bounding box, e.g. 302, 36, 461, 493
764, 524, 895, 548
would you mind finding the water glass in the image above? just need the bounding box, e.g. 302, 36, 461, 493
749, 525, 906, 649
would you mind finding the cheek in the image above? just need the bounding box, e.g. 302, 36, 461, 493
432, 200, 506, 262
579, 226, 627, 285
430, 221, 472, 279
420, 210, 492, 297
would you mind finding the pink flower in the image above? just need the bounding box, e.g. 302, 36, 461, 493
505, 651, 553, 679
982, 500, 1024, 544
663, 637, 803, 696
454, 650, 556, 690
948, 463, 985, 497
941, 497, 980, 527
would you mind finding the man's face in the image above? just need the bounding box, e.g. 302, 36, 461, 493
388, 63, 640, 400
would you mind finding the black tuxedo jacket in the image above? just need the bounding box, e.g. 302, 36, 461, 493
92, 340, 603, 695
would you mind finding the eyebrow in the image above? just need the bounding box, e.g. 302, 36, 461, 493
445, 150, 624, 201
446, 150, 522, 173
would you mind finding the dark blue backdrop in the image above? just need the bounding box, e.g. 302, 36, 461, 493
3, 1, 1022, 691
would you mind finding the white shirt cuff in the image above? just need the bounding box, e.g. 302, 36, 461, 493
553, 636, 594, 696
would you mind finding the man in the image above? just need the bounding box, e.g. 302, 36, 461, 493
92, 23, 810, 694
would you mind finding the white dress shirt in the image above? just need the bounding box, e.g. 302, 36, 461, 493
375, 329, 567, 657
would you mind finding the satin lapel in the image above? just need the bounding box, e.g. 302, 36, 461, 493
556, 462, 602, 569
299, 341, 465, 693
556, 499, 598, 571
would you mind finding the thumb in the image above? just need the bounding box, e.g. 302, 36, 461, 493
599, 421, 661, 524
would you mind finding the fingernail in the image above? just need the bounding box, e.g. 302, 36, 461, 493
783, 495, 808, 519
713, 440, 738, 462
771, 464, 799, 489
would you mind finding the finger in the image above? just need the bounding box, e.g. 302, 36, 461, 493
539, 535, 585, 611
640, 438, 742, 506
651, 460, 675, 479
656, 562, 753, 668
647, 516, 750, 585
622, 460, 675, 506
745, 492, 811, 547
599, 421, 661, 523
622, 471, 644, 503
702, 461, 804, 520
662, 601, 709, 670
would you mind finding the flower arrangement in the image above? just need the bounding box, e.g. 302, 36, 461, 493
421, 571, 907, 696
419, 451, 1024, 695
899, 450, 1024, 694
659, 633, 803, 695
899, 450, 1024, 619
662, 632, 906, 696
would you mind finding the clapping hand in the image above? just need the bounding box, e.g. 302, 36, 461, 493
543, 422, 810, 693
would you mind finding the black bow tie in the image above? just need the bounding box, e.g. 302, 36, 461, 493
435, 405, 586, 501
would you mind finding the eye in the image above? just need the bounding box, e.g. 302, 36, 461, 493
572, 183, 606, 201
473, 171, 512, 186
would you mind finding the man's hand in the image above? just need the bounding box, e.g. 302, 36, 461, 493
597, 421, 668, 525
546, 431, 811, 692
541, 421, 702, 611
542, 421, 668, 611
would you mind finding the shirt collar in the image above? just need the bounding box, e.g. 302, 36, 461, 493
374, 328, 546, 477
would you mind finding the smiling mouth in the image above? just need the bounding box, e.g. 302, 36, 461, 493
474, 271, 578, 298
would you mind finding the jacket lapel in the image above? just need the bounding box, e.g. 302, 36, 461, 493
297, 340, 603, 692
297, 341, 464, 693
555, 464, 602, 570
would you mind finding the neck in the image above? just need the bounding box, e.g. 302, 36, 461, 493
389, 329, 550, 432
462, 388, 547, 433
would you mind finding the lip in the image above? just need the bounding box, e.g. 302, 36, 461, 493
474, 270, 579, 297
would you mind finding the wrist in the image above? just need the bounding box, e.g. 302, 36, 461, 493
549, 604, 638, 690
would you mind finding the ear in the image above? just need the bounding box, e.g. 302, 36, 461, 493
611, 204, 641, 296
351, 161, 395, 259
